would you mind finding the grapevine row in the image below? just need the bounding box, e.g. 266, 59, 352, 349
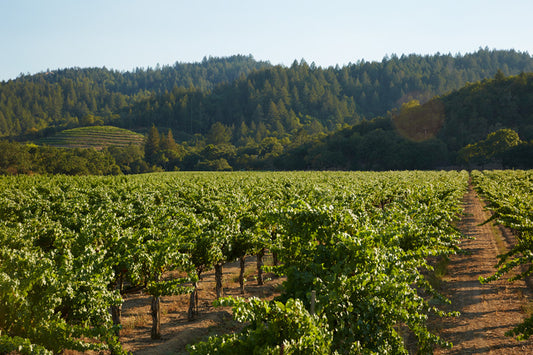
0, 171, 469, 354
472, 170, 533, 340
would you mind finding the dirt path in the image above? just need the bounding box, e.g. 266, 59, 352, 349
434, 186, 533, 354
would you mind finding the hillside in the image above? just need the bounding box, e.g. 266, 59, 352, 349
120, 49, 533, 138
38, 126, 144, 149
1, 49, 533, 141
0, 55, 270, 138
278, 71, 533, 170
2, 49, 533, 174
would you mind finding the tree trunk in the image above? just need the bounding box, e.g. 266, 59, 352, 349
111, 274, 124, 335
188, 280, 198, 321
272, 250, 279, 266
257, 248, 265, 286
195, 272, 200, 311
239, 256, 246, 294
111, 304, 122, 334
215, 262, 223, 299
150, 295, 161, 339
119, 272, 124, 293
271, 231, 279, 267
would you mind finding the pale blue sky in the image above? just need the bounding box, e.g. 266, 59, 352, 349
1, 0, 532, 81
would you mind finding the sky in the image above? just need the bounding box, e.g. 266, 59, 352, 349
1, 0, 533, 81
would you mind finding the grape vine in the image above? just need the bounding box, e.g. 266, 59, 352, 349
0, 171, 469, 353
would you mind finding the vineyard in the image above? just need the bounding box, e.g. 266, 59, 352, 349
471, 170, 533, 340
37, 126, 145, 149
1, 170, 533, 354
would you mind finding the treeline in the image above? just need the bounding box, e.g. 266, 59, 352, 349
121, 48, 533, 139
2, 49, 533, 140
3, 71, 533, 174
0, 55, 270, 137
139, 71, 533, 172
3, 49, 533, 174
275, 71, 533, 170
117, 49, 533, 171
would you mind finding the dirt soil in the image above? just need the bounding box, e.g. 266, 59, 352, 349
119, 255, 284, 354
433, 185, 533, 354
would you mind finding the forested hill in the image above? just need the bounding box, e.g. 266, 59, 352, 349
2, 49, 533, 174
0, 55, 270, 137
120, 49, 533, 138
18, 55, 272, 94
280, 71, 533, 170
1, 49, 533, 140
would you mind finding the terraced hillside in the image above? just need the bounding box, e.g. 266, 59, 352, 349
39, 126, 145, 149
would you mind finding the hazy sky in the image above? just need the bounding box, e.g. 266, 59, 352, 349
1, 0, 532, 81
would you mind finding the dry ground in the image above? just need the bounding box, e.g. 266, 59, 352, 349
433, 185, 533, 354
119, 255, 284, 354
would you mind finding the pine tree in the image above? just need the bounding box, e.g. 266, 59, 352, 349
145, 125, 160, 163
160, 129, 178, 151
0, 111, 8, 136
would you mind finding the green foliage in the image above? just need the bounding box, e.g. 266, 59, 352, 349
392, 99, 446, 142
144, 125, 161, 164
0, 334, 53, 355
500, 142, 533, 169
0, 215, 125, 353
4, 50, 533, 172
473, 170, 533, 340
0, 138, 156, 176
122, 50, 533, 148
0, 55, 269, 137
188, 297, 333, 355
284, 71, 533, 171
458, 128, 522, 165
262, 172, 467, 353
0, 171, 470, 353
207, 122, 233, 145
178, 171, 467, 353
146, 278, 195, 298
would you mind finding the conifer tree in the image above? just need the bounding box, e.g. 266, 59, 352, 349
160, 129, 178, 151
145, 125, 160, 164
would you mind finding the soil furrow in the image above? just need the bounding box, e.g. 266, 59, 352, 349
434, 186, 533, 354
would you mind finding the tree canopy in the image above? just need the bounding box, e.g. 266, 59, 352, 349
2, 49, 533, 173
